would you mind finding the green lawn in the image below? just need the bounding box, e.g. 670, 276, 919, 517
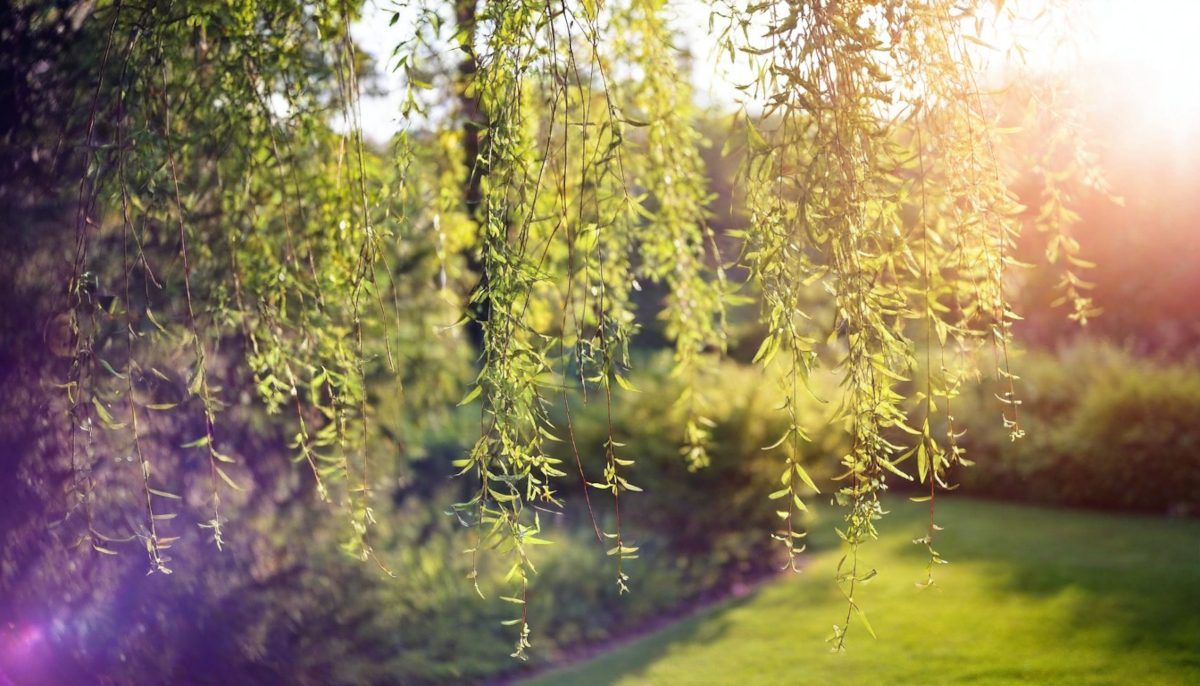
522, 499, 1200, 686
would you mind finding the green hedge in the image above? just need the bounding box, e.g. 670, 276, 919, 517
951, 343, 1200, 514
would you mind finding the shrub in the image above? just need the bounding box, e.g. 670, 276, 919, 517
951, 343, 1200, 514
314, 354, 851, 681
1063, 366, 1200, 511
519, 355, 848, 659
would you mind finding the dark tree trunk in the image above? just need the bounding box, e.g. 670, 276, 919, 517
455, 0, 491, 354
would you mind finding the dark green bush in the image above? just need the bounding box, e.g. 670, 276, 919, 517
300, 355, 849, 683
518, 356, 847, 661
1063, 366, 1200, 511
952, 343, 1200, 514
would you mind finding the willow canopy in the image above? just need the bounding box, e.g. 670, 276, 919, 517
26, 0, 1098, 656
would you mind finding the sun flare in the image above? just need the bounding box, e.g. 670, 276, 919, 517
1085, 0, 1200, 149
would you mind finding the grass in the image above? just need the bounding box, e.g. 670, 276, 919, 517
521, 498, 1200, 686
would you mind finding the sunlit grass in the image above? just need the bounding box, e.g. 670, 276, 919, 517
521, 498, 1200, 686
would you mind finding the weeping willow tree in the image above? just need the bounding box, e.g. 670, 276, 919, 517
20, 0, 1100, 658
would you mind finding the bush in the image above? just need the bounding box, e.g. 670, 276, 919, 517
1063, 366, 1200, 511
555, 358, 844, 555
951, 343, 1200, 514
517, 355, 848, 662
304, 354, 851, 682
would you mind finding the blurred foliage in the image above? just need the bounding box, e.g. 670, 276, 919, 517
372, 356, 849, 680
949, 343, 1200, 514
549, 356, 846, 566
